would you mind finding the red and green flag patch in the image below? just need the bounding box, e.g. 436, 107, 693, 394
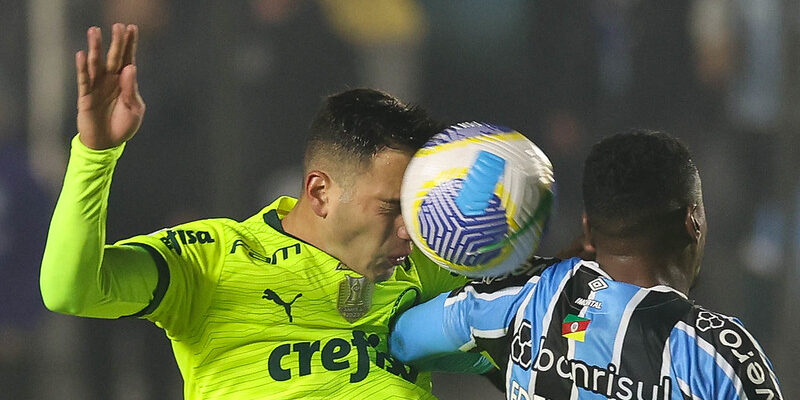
562, 314, 591, 342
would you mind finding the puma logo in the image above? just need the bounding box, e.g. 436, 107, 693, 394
262, 289, 302, 322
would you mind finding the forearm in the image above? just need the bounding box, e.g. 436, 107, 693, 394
40, 134, 156, 317
392, 271, 534, 372
390, 294, 468, 363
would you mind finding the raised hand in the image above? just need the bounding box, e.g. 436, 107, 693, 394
76, 23, 145, 150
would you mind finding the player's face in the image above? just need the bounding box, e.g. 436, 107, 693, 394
327, 148, 413, 282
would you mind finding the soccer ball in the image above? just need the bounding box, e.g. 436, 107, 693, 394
401, 122, 555, 278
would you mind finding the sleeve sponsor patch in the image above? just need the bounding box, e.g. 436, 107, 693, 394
158, 229, 215, 254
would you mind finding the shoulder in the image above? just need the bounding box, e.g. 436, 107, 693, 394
168, 216, 283, 247
671, 305, 782, 399
115, 217, 240, 260
446, 256, 563, 302
678, 306, 756, 343
678, 305, 766, 357
464, 256, 569, 291
154, 218, 234, 251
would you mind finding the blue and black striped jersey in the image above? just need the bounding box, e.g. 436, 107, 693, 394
391, 257, 783, 399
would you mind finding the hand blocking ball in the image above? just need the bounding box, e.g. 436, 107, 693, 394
401, 122, 555, 277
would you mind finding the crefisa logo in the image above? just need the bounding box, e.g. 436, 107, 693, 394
266, 330, 418, 384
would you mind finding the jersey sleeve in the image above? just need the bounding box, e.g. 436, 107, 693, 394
40, 134, 161, 318
391, 258, 546, 368
410, 247, 468, 302
671, 308, 785, 399
116, 219, 227, 338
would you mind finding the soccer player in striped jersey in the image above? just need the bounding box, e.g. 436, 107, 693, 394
40, 24, 480, 399
391, 130, 784, 399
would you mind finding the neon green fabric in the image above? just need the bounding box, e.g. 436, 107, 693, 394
40, 135, 158, 317
40, 135, 471, 399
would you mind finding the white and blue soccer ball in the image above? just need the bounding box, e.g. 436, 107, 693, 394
401, 122, 555, 278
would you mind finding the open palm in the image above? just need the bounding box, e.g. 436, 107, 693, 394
76, 24, 145, 150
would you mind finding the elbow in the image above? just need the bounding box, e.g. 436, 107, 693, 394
389, 332, 412, 363
41, 288, 81, 315
40, 274, 83, 315
389, 315, 422, 363
41, 296, 72, 315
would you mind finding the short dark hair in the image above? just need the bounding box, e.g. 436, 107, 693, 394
304, 88, 443, 175
582, 129, 700, 238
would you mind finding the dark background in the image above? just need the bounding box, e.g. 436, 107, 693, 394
1, 0, 798, 398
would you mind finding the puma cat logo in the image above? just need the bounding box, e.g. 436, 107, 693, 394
262, 289, 302, 322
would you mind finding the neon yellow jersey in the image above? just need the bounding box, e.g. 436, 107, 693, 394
117, 196, 466, 399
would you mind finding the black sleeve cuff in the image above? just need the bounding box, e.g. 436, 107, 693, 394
120, 243, 171, 319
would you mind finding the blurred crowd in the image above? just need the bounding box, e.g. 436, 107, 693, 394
1, 0, 798, 398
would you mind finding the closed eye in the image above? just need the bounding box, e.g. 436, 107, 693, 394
379, 204, 400, 214
379, 199, 402, 215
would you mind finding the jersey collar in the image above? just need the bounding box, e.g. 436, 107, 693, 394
263, 209, 285, 233
260, 196, 332, 255
262, 196, 297, 235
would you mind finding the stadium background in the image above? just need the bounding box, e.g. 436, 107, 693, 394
1, 0, 799, 398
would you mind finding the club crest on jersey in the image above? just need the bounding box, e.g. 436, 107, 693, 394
337, 274, 373, 323
562, 314, 591, 342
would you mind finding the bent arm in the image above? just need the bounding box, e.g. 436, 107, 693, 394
40, 135, 157, 318
392, 261, 545, 369
390, 293, 468, 363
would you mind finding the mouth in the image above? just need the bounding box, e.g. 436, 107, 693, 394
387, 255, 408, 266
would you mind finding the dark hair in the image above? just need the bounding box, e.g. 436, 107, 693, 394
582, 129, 700, 238
304, 88, 444, 174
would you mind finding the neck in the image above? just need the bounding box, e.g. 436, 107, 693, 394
281, 197, 327, 250
592, 238, 692, 295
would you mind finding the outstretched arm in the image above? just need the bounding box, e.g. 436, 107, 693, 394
390, 293, 468, 362
40, 24, 156, 318
391, 273, 537, 375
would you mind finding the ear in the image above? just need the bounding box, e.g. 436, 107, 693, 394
581, 213, 597, 255
684, 204, 702, 243
304, 170, 331, 218
555, 213, 597, 260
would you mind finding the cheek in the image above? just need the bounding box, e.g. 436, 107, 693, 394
334, 209, 391, 242
362, 216, 395, 240
359, 216, 399, 252
333, 202, 399, 248
331, 198, 364, 224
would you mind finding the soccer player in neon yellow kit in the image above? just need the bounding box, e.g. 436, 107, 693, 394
40, 24, 479, 399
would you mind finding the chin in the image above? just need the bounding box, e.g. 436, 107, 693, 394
373, 266, 396, 282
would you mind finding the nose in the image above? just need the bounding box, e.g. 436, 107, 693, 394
398, 225, 410, 240
396, 215, 411, 241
